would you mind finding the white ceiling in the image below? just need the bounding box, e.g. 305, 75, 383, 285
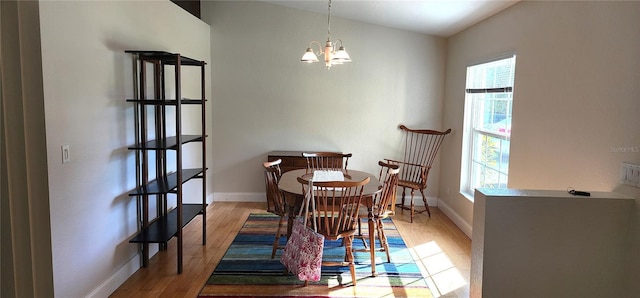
260, 0, 520, 37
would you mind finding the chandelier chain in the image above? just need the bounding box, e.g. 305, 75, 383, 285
327, 0, 332, 41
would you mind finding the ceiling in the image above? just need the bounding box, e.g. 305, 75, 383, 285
260, 0, 520, 37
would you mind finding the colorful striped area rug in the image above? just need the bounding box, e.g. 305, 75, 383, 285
198, 213, 431, 297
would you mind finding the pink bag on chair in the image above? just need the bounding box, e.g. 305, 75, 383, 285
281, 181, 324, 282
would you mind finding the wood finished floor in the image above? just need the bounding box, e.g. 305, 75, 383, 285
109, 202, 471, 297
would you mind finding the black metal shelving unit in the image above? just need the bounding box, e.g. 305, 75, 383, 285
126, 50, 207, 274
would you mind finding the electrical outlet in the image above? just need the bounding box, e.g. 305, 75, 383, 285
62, 145, 70, 164
620, 162, 640, 187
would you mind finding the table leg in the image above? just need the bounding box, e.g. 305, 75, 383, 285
284, 193, 298, 239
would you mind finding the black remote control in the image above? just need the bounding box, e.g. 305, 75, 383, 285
570, 190, 591, 196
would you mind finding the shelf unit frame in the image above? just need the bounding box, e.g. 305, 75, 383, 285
126, 51, 207, 274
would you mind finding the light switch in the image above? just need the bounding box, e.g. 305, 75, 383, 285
620, 162, 640, 187
62, 145, 70, 164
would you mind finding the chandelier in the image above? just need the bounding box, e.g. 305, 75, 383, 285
300, 0, 351, 69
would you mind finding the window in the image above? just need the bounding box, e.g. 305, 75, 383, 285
461, 55, 516, 198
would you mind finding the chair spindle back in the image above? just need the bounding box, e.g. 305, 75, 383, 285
263, 159, 285, 215
376, 161, 400, 217
393, 125, 451, 189
298, 177, 369, 240
302, 152, 352, 173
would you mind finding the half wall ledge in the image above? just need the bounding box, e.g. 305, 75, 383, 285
470, 188, 634, 298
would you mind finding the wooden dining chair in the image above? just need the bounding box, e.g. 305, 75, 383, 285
354, 161, 400, 265
302, 152, 352, 173
298, 176, 370, 286
263, 159, 287, 259
385, 125, 451, 222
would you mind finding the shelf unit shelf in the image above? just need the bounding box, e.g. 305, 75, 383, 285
129, 204, 203, 243
125, 50, 203, 66
128, 168, 205, 196
127, 135, 204, 151
126, 50, 207, 274
126, 99, 206, 105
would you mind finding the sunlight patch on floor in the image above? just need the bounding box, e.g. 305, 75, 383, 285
410, 241, 467, 297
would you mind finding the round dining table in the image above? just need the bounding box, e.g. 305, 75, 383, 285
277, 168, 382, 276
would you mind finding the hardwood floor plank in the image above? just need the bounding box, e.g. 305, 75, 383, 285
109, 202, 471, 297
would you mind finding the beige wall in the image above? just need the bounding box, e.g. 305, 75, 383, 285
6, 0, 638, 296
201, 1, 447, 203
440, 1, 640, 235
37, 1, 211, 297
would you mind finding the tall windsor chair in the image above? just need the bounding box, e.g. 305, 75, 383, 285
263, 159, 287, 258
385, 125, 451, 222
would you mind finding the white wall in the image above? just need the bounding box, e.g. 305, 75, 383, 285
38, 1, 211, 297
201, 1, 446, 203
440, 1, 640, 234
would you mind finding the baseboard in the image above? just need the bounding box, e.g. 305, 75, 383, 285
212, 192, 442, 207
210, 192, 468, 238
86, 254, 140, 298
87, 246, 159, 297
212, 193, 440, 206
394, 194, 438, 207
89, 193, 214, 297
213, 192, 264, 202
437, 199, 473, 238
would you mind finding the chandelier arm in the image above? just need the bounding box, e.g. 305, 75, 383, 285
308, 40, 324, 56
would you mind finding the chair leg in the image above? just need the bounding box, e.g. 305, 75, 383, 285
420, 188, 431, 217
356, 218, 368, 249
349, 263, 357, 287
397, 187, 421, 222
377, 219, 390, 263
271, 215, 285, 259
345, 236, 357, 286
398, 187, 407, 213
409, 189, 416, 223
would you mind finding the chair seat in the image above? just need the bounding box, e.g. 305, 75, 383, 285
319, 229, 357, 242
356, 205, 393, 220
398, 179, 423, 190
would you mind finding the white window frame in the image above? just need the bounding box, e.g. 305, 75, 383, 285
461, 55, 516, 200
